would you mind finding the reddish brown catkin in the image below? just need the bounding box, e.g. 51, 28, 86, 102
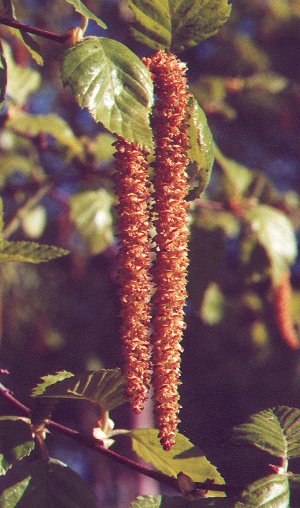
143, 51, 190, 450
114, 138, 152, 413
274, 271, 300, 350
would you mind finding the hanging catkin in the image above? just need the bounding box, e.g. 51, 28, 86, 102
114, 138, 152, 413
143, 50, 190, 451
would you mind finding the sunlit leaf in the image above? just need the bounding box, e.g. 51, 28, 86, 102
69, 189, 114, 255
61, 37, 153, 148
131, 496, 230, 507
65, 0, 107, 29
187, 96, 214, 199
130, 429, 225, 497
237, 475, 289, 507
0, 154, 34, 189
244, 205, 297, 285
0, 416, 34, 475
22, 206, 47, 239
3, 42, 41, 105
232, 406, 300, 461
0, 241, 69, 263
128, 0, 232, 53
0, 458, 97, 507
32, 369, 126, 411
200, 282, 226, 325
31, 370, 75, 396
7, 111, 84, 158
86, 132, 116, 163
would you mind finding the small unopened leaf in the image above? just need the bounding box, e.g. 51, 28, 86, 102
70, 189, 114, 254
232, 406, 300, 461
131, 496, 230, 507
3, 42, 41, 104
0, 241, 69, 263
7, 112, 83, 158
32, 369, 126, 411
238, 474, 289, 507
129, 0, 232, 53
187, 96, 214, 199
244, 205, 297, 285
0, 458, 97, 507
62, 37, 153, 148
129, 429, 225, 497
0, 416, 35, 475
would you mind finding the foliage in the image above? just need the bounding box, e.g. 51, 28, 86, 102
0, 0, 300, 507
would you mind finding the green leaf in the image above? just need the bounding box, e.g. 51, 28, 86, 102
131, 496, 231, 507
65, 0, 107, 29
0, 42, 7, 109
0, 154, 34, 189
0, 1, 43, 65
129, 429, 225, 497
128, 0, 232, 53
32, 369, 126, 411
31, 370, 75, 396
0, 416, 35, 475
61, 37, 153, 148
200, 282, 226, 325
237, 475, 289, 508
232, 406, 300, 461
243, 205, 297, 285
213, 144, 255, 199
0, 458, 97, 507
86, 132, 116, 163
69, 189, 114, 255
3, 42, 41, 105
6, 111, 83, 158
0, 241, 69, 263
187, 96, 214, 199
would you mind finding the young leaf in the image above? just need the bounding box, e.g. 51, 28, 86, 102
32, 370, 74, 396
128, 0, 232, 53
243, 205, 297, 286
0, 458, 97, 507
65, 0, 107, 29
0, 42, 7, 109
131, 496, 231, 507
32, 369, 126, 411
0, 241, 69, 263
0, 0, 43, 65
3, 41, 41, 105
69, 189, 114, 255
232, 406, 300, 461
61, 37, 154, 148
237, 474, 289, 508
129, 429, 225, 497
0, 416, 35, 475
187, 96, 214, 199
7, 111, 84, 158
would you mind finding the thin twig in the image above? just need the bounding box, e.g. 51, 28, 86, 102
3, 183, 51, 239
0, 16, 69, 43
0, 382, 233, 494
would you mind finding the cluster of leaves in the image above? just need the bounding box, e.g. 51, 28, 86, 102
0, 0, 300, 507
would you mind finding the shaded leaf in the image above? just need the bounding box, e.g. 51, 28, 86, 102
7, 111, 83, 158
61, 37, 153, 148
0, 458, 97, 507
3, 42, 41, 105
0, 42, 7, 108
244, 205, 297, 285
0, 416, 35, 475
69, 189, 114, 255
128, 0, 232, 53
0, 241, 69, 263
0, 154, 34, 189
131, 496, 230, 507
232, 406, 300, 460
0, 1, 43, 65
213, 144, 254, 199
237, 474, 289, 507
32, 369, 126, 411
65, 0, 107, 29
130, 429, 225, 497
86, 132, 116, 163
187, 96, 214, 199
